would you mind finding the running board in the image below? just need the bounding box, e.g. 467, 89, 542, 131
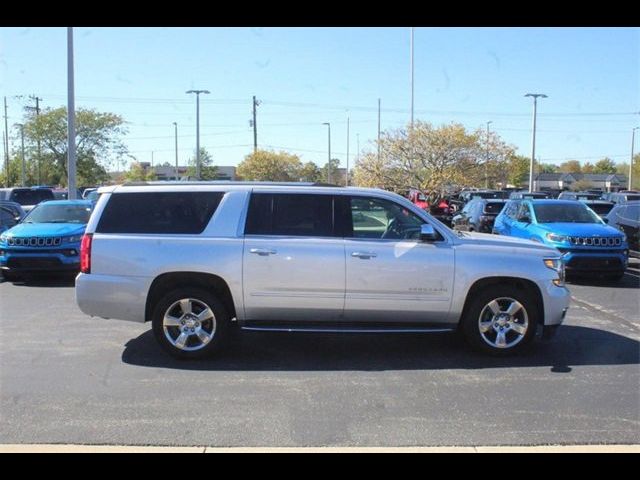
240, 325, 456, 334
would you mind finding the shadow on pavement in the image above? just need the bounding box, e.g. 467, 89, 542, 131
1, 273, 76, 288
567, 272, 640, 289
122, 325, 639, 372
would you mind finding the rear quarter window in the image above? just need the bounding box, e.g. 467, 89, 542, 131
96, 192, 224, 234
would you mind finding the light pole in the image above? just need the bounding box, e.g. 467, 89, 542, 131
322, 122, 331, 184
173, 122, 178, 180
630, 127, 639, 190
186, 89, 210, 180
67, 27, 77, 199
485, 121, 493, 189
346, 113, 350, 186
525, 93, 547, 192
16, 124, 25, 186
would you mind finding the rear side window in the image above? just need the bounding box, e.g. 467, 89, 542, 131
245, 193, 335, 237
96, 192, 224, 234
10, 189, 54, 205
484, 202, 505, 214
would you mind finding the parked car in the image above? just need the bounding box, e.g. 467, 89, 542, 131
0, 187, 55, 213
0, 205, 20, 233
509, 191, 553, 200
609, 192, 640, 204
451, 198, 506, 233
0, 200, 94, 281
605, 201, 640, 251
581, 200, 615, 219
493, 199, 628, 280
75, 182, 570, 358
557, 191, 602, 201
0, 200, 27, 222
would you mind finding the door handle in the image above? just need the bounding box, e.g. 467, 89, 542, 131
249, 248, 277, 256
351, 251, 377, 259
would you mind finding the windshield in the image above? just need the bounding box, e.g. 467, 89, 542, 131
10, 189, 54, 205
533, 203, 602, 224
587, 203, 614, 216
23, 204, 92, 224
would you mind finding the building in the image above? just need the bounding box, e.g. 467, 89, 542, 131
527, 173, 628, 192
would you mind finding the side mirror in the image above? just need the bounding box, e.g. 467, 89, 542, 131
602, 217, 609, 224
420, 224, 438, 242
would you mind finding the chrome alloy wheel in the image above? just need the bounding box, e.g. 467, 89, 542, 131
162, 298, 217, 352
478, 297, 529, 349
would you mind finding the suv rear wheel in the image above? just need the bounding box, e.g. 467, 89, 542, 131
461, 285, 538, 355
151, 288, 230, 359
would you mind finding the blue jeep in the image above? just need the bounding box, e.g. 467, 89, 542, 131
0, 200, 93, 281
493, 199, 628, 280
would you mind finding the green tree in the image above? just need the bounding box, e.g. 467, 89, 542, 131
320, 158, 343, 184
299, 161, 322, 182
593, 157, 617, 174
538, 163, 559, 174
581, 162, 595, 173
20, 106, 129, 186
186, 148, 218, 180
236, 149, 303, 181
506, 154, 530, 187
352, 122, 516, 192
616, 154, 640, 189
124, 162, 156, 182
559, 160, 582, 173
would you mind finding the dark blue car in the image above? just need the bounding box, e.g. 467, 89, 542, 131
0, 200, 93, 281
493, 199, 628, 280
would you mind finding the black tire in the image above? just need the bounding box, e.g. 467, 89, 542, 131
461, 285, 539, 356
1, 270, 21, 282
151, 287, 231, 359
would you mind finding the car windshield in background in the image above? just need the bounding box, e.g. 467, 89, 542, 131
10, 189, 54, 205
23, 204, 92, 224
621, 205, 640, 221
624, 195, 640, 202
533, 203, 601, 224
588, 203, 614, 216
484, 202, 506, 214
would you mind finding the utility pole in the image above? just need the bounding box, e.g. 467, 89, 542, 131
377, 98, 381, 163
410, 27, 415, 128
485, 121, 493, 189
3, 97, 9, 187
631, 127, 639, 190
525, 93, 547, 193
186, 89, 210, 180
2, 131, 7, 187
26, 95, 43, 185
67, 27, 77, 199
252, 96, 260, 153
17, 124, 25, 186
173, 122, 178, 180
322, 122, 331, 184
346, 113, 350, 186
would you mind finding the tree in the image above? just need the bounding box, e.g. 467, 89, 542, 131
616, 154, 640, 189
538, 163, 558, 174
559, 160, 582, 173
506, 154, 530, 187
299, 161, 321, 182
124, 162, 156, 182
186, 148, 218, 180
21, 106, 129, 186
320, 158, 343, 184
581, 162, 595, 173
593, 157, 617, 174
236, 149, 303, 181
352, 121, 516, 192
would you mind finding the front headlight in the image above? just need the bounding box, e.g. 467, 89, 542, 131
544, 257, 565, 287
546, 233, 568, 243
63, 235, 83, 243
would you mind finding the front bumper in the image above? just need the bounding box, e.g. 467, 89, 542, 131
557, 249, 628, 274
0, 247, 81, 273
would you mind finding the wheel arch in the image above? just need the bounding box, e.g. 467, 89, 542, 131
145, 272, 236, 323
459, 276, 544, 327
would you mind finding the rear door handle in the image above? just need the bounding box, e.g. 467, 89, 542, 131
249, 248, 277, 256
351, 251, 377, 259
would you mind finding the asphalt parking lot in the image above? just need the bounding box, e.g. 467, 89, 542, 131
0, 261, 638, 448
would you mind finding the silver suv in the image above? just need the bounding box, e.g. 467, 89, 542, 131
75, 182, 570, 358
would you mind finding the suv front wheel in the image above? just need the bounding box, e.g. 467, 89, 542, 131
461, 285, 539, 355
151, 288, 230, 359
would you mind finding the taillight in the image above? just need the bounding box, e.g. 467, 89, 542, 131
80, 233, 92, 274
